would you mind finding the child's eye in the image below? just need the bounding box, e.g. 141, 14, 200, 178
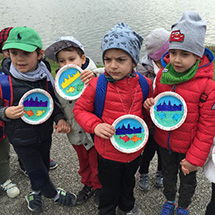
10, 50, 17, 55
23, 51, 31, 56
58, 60, 65, 63
182, 52, 189, 57
118, 58, 126, 62
104, 58, 111, 62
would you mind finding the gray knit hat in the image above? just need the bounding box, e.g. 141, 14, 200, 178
169, 11, 206, 57
145, 28, 170, 61
45, 36, 85, 62
101, 22, 143, 65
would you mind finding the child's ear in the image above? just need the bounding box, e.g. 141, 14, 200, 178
38, 49, 44, 61
81, 54, 86, 64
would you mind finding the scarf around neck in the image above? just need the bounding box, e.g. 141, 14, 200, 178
160, 60, 200, 85
10, 61, 55, 86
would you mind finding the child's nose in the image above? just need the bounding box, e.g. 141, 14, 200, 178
66, 60, 71, 65
110, 60, 117, 68
17, 54, 25, 60
175, 55, 181, 62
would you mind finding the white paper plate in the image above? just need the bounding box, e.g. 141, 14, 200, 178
110, 114, 149, 153
55, 64, 86, 100
150, 91, 187, 131
19, 89, 53, 125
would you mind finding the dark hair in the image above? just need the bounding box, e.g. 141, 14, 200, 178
56, 46, 84, 61
35, 48, 43, 62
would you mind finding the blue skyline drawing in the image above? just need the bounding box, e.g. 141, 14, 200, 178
116, 123, 142, 135
24, 97, 48, 107
156, 100, 182, 111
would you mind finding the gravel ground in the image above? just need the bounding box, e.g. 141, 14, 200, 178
0, 133, 212, 215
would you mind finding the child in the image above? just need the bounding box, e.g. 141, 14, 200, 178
136, 28, 169, 191
0, 27, 57, 178
144, 11, 215, 215
203, 139, 215, 215
0, 26, 77, 213
73, 22, 152, 215
0, 26, 20, 198
45, 36, 102, 205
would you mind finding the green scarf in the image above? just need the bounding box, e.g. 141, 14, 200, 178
160, 60, 200, 85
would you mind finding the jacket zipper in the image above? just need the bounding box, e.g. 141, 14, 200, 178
167, 85, 177, 154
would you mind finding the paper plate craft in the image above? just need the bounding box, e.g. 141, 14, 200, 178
55, 64, 86, 100
212, 145, 215, 165
19, 89, 54, 125
150, 91, 187, 131
110, 114, 149, 154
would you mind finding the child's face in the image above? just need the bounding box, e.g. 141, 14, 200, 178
104, 49, 135, 80
57, 50, 86, 68
169, 49, 200, 73
9, 49, 43, 73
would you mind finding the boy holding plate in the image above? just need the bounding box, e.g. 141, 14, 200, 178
0, 26, 77, 213
45, 36, 102, 205
73, 22, 152, 215
143, 11, 215, 215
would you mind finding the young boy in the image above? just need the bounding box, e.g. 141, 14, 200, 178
0, 26, 20, 198
45, 36, 102, 205
136, 28, 170, 191
0, 27, 57, 180
143, 11, 215, 215
0, 26, 77, 213
73, 22, 152, 215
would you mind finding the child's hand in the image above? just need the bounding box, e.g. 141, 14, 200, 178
143, 97, 154, 111
5, 105, 24, 119
80, 69, 95, 85
94, 123, 116, 139
55, 119, 71, 134
180, 159, 197, 175
181, 165, 190, 175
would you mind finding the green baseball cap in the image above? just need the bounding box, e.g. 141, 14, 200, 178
2, 26, 42, 52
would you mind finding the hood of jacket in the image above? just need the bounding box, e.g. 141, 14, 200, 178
161, 48, 214, 80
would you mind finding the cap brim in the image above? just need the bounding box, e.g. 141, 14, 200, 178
2, 43, 37, 52
45, 40, 84, 62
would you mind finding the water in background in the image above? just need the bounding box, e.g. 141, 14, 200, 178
1, 0, 215, 63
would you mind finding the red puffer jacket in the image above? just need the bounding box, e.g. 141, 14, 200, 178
73, 73, 152, 163
154, 48, 215, 167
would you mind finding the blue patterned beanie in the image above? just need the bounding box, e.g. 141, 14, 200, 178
101, 22, 143, 65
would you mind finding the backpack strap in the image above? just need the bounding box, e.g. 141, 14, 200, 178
0, 73, 13, 141
0, 73, 13, 107
94, 74, 108, 118
136, 72, 149, 102
46, 80, 53, 93
199, 79, 214, 103
94, 73, 150, 119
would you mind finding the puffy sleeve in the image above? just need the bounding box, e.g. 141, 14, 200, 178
73, 78, 102, 134
186, 80, 215, 166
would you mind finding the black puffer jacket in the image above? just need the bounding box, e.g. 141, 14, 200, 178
0, 59, 65, 146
